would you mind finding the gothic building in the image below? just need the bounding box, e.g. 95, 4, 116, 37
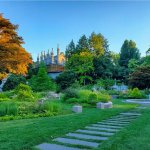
36, 46, 65, 66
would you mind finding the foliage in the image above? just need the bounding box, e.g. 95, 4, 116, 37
38, 101, 61, 113
96, 79, 115, 90
15, 83, 34, 101
89, 32, 109, 56
2, 74, 26, 91
76, 35, 90, 54
0, 93, 10, 102
29, 63, 56, 91
128, 88, 146, 99
65, 40, 76, 59
63, 88, 111, 104
63, 88, 79, 101
0, 14, 32, 80
119, 40, 140, 68
128, 59, 139, 73
129, 65, 150, 89
97, 92, 111, 103
88, 93, 98, 104
119, 88, 146, 99
65, 52, 94, 85
0, 102, 18, 116
56, 71, 77, 90
93, 54, 114, 79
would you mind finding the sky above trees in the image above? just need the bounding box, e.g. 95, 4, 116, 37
0, 1, 150, 60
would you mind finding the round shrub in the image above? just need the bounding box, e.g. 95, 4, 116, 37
63, 88, 79, 101
88, 93, 98, 102
128, 88, 146, 99
78, 90, 92, 103
15, 83, 35, 101
97, 92, 111, 103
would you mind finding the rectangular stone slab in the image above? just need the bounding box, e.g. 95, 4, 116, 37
66, 133, 108, 141
76, 129, 114, 136
36, 143, 81, 150
98, 122, 127, 126
85, 126, 119, 132
111, 116, 137, 119
107, 118, 135, 122
103, 121, 130, 124
53, 137, 99, 148
92, 124, 123, 129
120, 112, 141, 116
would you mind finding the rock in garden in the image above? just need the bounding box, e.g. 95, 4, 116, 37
72, 105, 82, 113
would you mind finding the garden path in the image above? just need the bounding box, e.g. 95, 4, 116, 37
36, 108, 143, 150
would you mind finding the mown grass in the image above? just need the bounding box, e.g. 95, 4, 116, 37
0, 100, 136, 150
97, 106, 150, 150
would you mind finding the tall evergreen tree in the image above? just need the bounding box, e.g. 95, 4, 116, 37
76, 35, 89, 53
119, 40, 140, 67
65, 40, 76, 59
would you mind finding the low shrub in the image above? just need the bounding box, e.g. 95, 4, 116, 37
15, 83, 35, 101
88, 93, 98, 104
97, 92, 111, 103
128, 88, 146, 99
66, 98, 79, 103
0, 102, 18, 116
78, 90, 92, 103
63, 88, 79, 101
118, 88, 146, 99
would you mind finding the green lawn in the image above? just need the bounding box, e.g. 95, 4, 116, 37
0, 100, 137, 150
97, 106, 150, 150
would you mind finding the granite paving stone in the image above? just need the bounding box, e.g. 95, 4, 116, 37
85, 126, 119, 132
36, 143, 81, 150
66, 133, 108, 141
53, 137, 99, 148
76, 129, 114, 136
92, 124, 123, 129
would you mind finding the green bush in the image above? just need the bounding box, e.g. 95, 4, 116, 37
63, 88, 79, 101
128, 88, 146, 99
0, 102, 18, 116
78, 90, 92, 103
97, 92, 111, 103
2, 74, 26, 91
119, 88, 146, 99
88, 93, 98, 104
15, 83, 35, 101
66, 98, 79, 103
29, 63, 56, 92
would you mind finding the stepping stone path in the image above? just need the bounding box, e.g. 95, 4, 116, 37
36, 111, 141, 150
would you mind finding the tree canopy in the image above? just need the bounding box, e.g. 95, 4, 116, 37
119, 40, 140, 67
0, 14, 32, 79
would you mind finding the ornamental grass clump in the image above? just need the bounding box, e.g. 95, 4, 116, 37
0, 102, 18, 116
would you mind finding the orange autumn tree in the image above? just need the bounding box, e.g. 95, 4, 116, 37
0, 14, 32, 79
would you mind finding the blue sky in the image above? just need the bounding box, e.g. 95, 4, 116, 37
0, 1, 150, 61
